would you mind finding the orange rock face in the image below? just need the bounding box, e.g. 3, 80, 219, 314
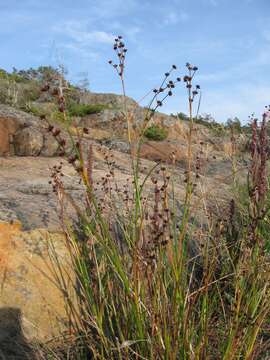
0, 222, 68, 341
139, 141, 189, 165
0, 222, 22, 269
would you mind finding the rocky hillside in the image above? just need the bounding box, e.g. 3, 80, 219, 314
0, 93, 248, 228
0, 70, 250, 354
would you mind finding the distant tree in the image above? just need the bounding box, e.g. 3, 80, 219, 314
76, 71, 90, 92
201, 113, 216, 123
0, 68, 8, 79
226, 117, 241, 132
10, 66, 61, 83
177, 112, 189, 121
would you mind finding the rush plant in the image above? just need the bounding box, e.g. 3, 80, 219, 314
42, 38, 270, 360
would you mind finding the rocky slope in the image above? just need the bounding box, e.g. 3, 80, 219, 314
0, 91, 248, 355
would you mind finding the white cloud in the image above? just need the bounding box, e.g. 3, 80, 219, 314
163, 11, 189, 25
90, 0, 138, 19
53, 20, 115, 44
163, 83, 270, 123
50, 20, 115, 65
58, 43, 100, 60
197, 46, 270, 84
87, 31, 115, 43
200, 84, 270, 122
110, 22, 142, 41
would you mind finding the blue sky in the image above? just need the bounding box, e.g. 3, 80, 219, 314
1, 0, 269, 122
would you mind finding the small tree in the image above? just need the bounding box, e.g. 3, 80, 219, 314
226, 117, 242, 132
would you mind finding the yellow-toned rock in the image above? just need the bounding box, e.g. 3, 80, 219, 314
0, 222, 68, 341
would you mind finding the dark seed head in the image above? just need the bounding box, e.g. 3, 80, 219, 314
59, 103, 65, 113
41, 84, 50, 92
68, 155, 77, 164
52, 128, 61, 137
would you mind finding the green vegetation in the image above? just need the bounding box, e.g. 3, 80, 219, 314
2, 46, 270, 359
51, 110, 66, 124
67, 103, 108, 117
177, 111, 251, 136
234, 177, 270, 254
47, 111, 270, 359
177, 112, 227, 136
0, 66, 61, 83
22, 103, 44, 116
144, 124, 168, 141
42, 37, 270, 358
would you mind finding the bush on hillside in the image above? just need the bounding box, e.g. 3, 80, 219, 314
144, 124, 168, 141
67, 103, 108, 117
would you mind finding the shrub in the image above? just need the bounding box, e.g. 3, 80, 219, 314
0, 68, 8, 79
144, 124, 168, 141
21, 84, 41, 102
68, 103, 108, 117
22, 103, 43, 116
177, 111, 189, 121
51, 110, 66, 124
43, 36, 270, 359
47, 111, 270, 359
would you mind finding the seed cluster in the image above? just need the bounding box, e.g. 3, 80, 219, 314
183, 62, 200, 103
247, 107, 270, 246
151, 65, 181, 109
108, 35, 127, 78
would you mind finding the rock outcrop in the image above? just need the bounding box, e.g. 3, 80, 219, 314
13, 127, 44, 156
79, 92, 138, 110
0, 105, 36, 156
0, 105, 59, 157
0, 92, 246, 347
0, 222, 67, 342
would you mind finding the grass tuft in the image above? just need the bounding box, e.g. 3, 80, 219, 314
144, 124, 168, 141
67, 103, 109, 117
39, 37, 270, 360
